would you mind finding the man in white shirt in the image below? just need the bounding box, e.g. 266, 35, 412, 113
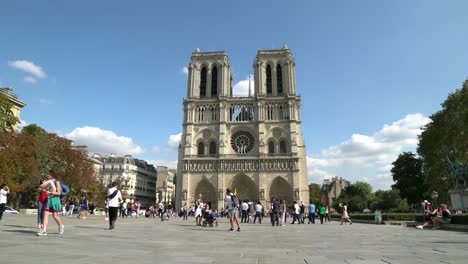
107, 182, 122, 230
0, 184, 10, 222
253, 201, 263, 224
241, 201, 249, 223
292, 201, 301, 224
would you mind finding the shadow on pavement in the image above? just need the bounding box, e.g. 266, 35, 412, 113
4, 224, 34, 229
2, 229, 37, 234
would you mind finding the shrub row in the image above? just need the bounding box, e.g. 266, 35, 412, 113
331, 213, 468, 224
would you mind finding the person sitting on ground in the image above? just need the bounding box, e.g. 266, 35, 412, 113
432, 204, 451, 230
416, 200, 437, 230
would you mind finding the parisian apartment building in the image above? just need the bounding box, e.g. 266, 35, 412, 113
92, 153, 157, 206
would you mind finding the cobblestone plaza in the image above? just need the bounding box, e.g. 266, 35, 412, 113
1, 214, 467, 264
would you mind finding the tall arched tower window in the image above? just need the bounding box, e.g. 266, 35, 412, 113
266, 65, 272, 95
276, 64, 283, 95
197, 142, 205, 156
211, 66, 218, 97
268, 141, 275, 155
209, 141, 217, 155
200, 67, 207, 98
279, 140, 287, 154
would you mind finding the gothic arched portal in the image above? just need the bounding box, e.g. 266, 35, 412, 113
193, 177, 217, 206
230, 174, 258, 202
269, 176, 293, 204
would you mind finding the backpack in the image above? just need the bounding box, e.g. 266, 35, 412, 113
230, 194, 239, 208
54, 180, 70, 198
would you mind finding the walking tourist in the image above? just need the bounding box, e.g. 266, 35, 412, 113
120, 201, 127, 218
416, 200, 436, 230
0, 183, 10, 223
318, 204, 325, 224
182, 203, 188, 220
135, 200, 141, 218
104, 198, 109, 220
158, 201, 164, 218
325, 206, 330, 222
300, 201, 305, 224
308, 201, 316, 224
37, 179, 47, 229
340, 203, 352, 225
107, 181, 122, 230
195, 198, 203, 226
241, 200, 249, 223
270, 198, 280, 226
80, 196, 89, 219
432, 204, 451, 230
226, 188, 240, 231
253, 201, 263, 224
37, 170, 65, 236
67, 198, 75, 217
279, 199, 287, 226
292, 201, 301, 224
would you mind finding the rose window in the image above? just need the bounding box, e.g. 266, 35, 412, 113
231, 131, 254, 154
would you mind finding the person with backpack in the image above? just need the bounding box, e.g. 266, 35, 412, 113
270, 198, 280, 227
37, 170, 65, 236
225, 188, 240, 231
107, 181, 122, 230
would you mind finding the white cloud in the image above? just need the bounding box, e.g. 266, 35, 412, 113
65, 126, 145, 156
233, 75, 254, 96
38, 98, 52, 105
307, 113, 431, 190
148, 160, 178, 169
23, 76, 37, 84
168, 133, 182, 148
9, 60, 47, 79
181, 67, 188, 75
152, 146, 161, 153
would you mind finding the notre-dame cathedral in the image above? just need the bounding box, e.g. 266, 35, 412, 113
176, 45, 309, 210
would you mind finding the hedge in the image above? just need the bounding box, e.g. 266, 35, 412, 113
331, 213, 468, 224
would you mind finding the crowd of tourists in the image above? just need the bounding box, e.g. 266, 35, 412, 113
177, 189, 355, 232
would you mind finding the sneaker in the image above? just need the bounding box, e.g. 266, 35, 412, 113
37, 230, 48, 236
416, 225, 423, 230
228, 228, 234, 231
59, 224, 65, 235
237, 228, 241, 232
105, 218, 109, 221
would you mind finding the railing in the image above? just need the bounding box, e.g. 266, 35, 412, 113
185, 153, 295, 159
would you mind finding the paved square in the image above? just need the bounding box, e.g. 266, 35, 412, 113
1, 214, 467, 264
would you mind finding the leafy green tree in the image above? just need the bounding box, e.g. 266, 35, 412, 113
391, 152, 427, 206
418, 80, 468, 204
0, 92, 19, 132
308, 183, 321, 204
0, 124, 102, 208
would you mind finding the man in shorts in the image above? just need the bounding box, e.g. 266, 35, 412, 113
225, 188, 240, 232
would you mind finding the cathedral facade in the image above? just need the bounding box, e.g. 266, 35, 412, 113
175, 46, 309, 210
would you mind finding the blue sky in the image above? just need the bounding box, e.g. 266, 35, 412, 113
1, 1, 467, 190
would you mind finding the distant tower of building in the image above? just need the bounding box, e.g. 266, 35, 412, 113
156, 166, 176, 206
0, 87, 27, 131
176, 46, 309, 210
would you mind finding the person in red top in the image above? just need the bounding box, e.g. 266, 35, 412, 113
37, 178, 48, 229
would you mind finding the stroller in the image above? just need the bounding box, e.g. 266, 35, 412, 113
202, 211, 218, 227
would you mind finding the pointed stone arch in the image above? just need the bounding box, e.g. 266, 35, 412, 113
230, 174, 258, 202
193, 176, 217, 205
269, 176, 293, 204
